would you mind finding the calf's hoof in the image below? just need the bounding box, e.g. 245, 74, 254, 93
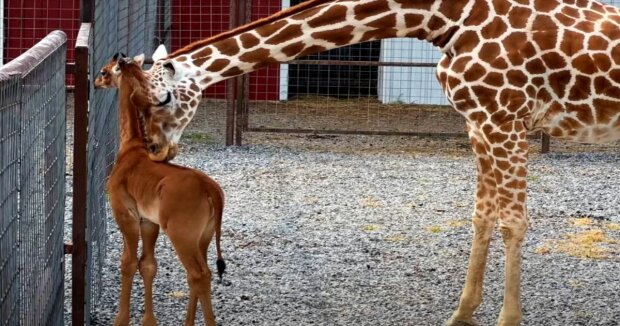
446, 317, 480, 326
142, 314, 157, 326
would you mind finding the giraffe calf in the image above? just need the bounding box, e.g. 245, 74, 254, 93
95, 52, 201, 162
108, 56, 226, 326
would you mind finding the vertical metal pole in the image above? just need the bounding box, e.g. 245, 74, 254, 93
234, 0, 249, 146
235, 75, 245, 145
72, 23, 91, 326
541, 132, 550, 153
243, 0, 252, 134
226, 85, 236, 146
225, 0, 239, 146
80, 0, 94, 22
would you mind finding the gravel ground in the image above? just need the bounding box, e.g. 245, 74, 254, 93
63, 130, 620, 326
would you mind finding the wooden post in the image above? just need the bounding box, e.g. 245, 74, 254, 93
72, 23, 91, 326
541, 132, 550, 153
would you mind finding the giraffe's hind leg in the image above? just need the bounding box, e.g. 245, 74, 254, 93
447, 124, 498, 326
139, 220, 160, 326
167, 218, 216, 326
184, 222, 215, 326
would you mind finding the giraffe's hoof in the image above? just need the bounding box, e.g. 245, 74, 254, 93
141, 314, 157, 326
446, 317, 480, 326
113, 315, 130, 326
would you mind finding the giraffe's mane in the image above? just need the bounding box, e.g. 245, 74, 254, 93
169, 0, 334, 57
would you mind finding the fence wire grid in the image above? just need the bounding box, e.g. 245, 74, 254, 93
0, 30, 67, 326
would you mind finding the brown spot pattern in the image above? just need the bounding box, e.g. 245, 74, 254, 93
354, 0, 390, 20
507, 7, 531, 29
266, 25, 304, 45
281, 42, 306, 57
206, 59, 230, 72
255, 20, 287, 37
481, 17, 507, 39
308, 5, 347, 28
404, 13, 424, 28
239, 33, 260, 48
312, 26, 355, 46
214, 38, 240, 56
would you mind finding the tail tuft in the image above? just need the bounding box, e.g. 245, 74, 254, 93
216, 258, 226, 281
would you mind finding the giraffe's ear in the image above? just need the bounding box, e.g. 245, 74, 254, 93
133, 54, 145, 68
152, 44, 168, 62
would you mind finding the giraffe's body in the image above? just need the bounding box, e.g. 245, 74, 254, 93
118, 0, 620, 324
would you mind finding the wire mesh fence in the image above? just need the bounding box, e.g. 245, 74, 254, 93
0, 30, 67, 326
0, 72, 21, 326
69, 0, 162, 324
148, 0, 464, 141
150, 0, 620, 141
244, 0, 460, 136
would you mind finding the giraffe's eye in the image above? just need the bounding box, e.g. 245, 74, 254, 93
163, 62, 175, 75
100, 70, 107, 77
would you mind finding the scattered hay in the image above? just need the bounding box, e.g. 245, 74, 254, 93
385, 235, 407, 242
568, 279, 583, 288
362, 224, 381, 232
527, 175, 541, 182
427, 220, 469, 234
535, 245, 551, 255
427, 225, 442, 233
538, 229, 618, 259
605, 223, 620, 231
170, 291, 187, 299
446, 220, 469, 228
361, 197, 383, 208
571, 217, 594, 227
536, 218, 620, 260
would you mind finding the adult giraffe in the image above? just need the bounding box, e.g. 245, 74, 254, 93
135, 0, 620, 324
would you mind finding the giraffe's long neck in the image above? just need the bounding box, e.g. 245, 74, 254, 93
117, 78, 146, 152
168, 0, 475, 89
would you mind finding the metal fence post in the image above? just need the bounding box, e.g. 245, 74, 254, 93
541, 133, 550, 153
234, 0, 249, 146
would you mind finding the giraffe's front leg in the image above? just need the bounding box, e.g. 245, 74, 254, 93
447, 128, 498, 326
494, 122, 530, 326
456, 120, 529, 326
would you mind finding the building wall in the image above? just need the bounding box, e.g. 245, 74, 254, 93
170, 0, 281, 100
4, 0, 80, 64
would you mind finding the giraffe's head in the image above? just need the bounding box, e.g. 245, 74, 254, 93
95, 49, 201, 162
145, 76, 202, 161
94, 52, 127, 88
